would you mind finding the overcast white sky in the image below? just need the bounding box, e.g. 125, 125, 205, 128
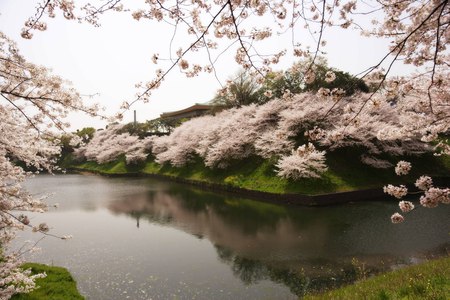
0, 0, 417, 131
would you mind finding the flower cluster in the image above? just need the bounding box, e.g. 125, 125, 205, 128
394, 160, 411, 176
0, 255, 47, 298
383, 184, 408, 199
420, 188, 450, 208
415, 176, 433, 191
324, 71, 336, 83
387, 167, 448, 223
398, 201, 414, 213
276, 144, 328, 179
390, 212, 404, 224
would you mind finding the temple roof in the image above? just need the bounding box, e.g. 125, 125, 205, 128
160, 104, 214, 119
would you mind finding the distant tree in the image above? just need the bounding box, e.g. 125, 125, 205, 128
258, 58, 369, 103
59, 134, 75, 155
76, 127, 96, 142
117, 119, 186, 137
58, 127, 96, 159
257, 70, 303, 100
212, 70, 260, 108
146, 118, 186, 135
116, 122, 151, 138
303, 62, 369, 95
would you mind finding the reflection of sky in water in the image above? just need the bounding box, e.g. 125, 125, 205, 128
13, 174, 450, 299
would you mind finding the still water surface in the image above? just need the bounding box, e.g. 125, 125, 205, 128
15, 174, 450, 299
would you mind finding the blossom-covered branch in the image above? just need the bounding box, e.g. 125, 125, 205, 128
0, 31, 97, 297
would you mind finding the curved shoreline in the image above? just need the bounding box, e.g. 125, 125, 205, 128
140, 171, 392, 206
67, 167, 407, 206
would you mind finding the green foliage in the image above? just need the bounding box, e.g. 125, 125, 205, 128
116, 122, 151, 138
212, 70, 260, 107
304, 257, 450, 300
115, 119, 188, 137
258, 70, 303, 100
258, 58, 369, 103
146, 118, 185, 135
58, 153, 76, 169
75, 127, 95, 142
12, 263, 84, 300
211, 60, 369, 108
59, 127, 96, 161
323, 148, 450, 191
304, 63, 369, 95
58, 134, 74, 155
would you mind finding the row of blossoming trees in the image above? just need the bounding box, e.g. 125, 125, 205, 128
73, 72, 449, 221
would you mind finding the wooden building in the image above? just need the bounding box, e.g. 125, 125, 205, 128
160, 104, 215, 120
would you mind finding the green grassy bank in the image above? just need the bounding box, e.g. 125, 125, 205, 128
12, 263, 84, 300
63, 148, 450, 196
305, 257, 450, 299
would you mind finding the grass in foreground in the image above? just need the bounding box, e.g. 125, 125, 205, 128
11, 263, 84, 300
305, 257, 450, 300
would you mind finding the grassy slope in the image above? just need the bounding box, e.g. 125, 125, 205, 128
305, 257, 450, 300
75, 158, 140, 175
11, 263, 84, 300
65, 149, 450, 196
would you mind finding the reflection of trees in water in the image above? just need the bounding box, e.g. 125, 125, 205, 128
109, 185, 450, 259
163, 186, 291, 235
108, 187, 291, 234
107, 184, 450, 296
106, 188, 361, 295
214, 242, 450, 297
108, 188, 338, 261
109, 184, 348, 236
214, 244, 359, 297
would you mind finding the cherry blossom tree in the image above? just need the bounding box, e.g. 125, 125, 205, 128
18, 1, 450, 174
76, 86, 433, 173
0, 31, 98, 297
74, 124, 153, 165
19, 1, 450, 186
19, 1, 449, 117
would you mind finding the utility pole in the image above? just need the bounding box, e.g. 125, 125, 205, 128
134, 110, 137, 127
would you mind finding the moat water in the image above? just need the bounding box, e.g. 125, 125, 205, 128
14, 174, 450, 299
